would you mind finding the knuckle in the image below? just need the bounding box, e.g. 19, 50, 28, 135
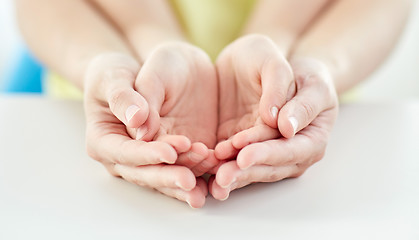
290, 169, 305, 178
267, 171, 285, 182
295, 73, 324, 91
278, 140, 296, 164
106, 68, 136, 80
312, 148, 326, 164
132, 177, 146, 187
300, 100, 316, 120
108, 88, 130, 111
85, 137, 103, 163
115, 140, 133, 165
292, 162, 310, 178
105, 164, 120, 177
305, 142, 327, 166
242, 34, 273, 47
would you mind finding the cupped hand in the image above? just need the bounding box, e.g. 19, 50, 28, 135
126, 42, 219, 176
210, 57, 339, 200
214, 34, 296, 165
83, 51, 216, 208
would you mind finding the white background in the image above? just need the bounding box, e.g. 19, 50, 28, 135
1, 0, 418, 99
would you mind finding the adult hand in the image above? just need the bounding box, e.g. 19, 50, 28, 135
83, 49, 217, 208
210, 56, 339, 200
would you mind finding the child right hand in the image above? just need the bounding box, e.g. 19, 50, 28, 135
83, 48, 217, 208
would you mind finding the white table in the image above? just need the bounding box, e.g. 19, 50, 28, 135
1, 96, 418, 239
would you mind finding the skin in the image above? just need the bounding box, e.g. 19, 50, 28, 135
214, 35, 296, 161
211, 0, 412, 200
212, 55, 338, 200
17, 0, 412, 207
83, 51, 216, 208
123, 42, 219, 176
17, 0, 217, 208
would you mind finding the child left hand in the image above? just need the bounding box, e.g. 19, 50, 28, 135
213, 34, 296, 162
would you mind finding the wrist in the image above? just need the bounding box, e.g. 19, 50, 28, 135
126, 25, 187, 61
289, 56, 338, 97
240, 30, 295, 57
83, 52, 140, 97
289, 50, 349, 94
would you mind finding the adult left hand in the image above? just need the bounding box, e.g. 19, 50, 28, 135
211, 54, 339, 200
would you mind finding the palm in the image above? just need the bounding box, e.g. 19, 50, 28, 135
125, 43, 219, 175
158, 61, 218, 148
215, 52, 281, 160
217, 70, 263, 142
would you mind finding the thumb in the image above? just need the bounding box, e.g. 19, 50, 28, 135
133, 66, 166, 141
277, 84, 333, 139
259, 57, 295, 129
105, 74, 150, 129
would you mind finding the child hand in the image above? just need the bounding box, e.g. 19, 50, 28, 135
214, 34, 296, 162
124, 42, 219, 177
83, 52, 212, 208
210, 57, 339, 201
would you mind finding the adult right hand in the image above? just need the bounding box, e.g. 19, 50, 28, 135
83, 51, 214, 208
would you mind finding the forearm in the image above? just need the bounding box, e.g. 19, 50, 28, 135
89, 0, 186, 61
16, 0, 134, 89
290, 0, 412, 94
242, 0, 332, 55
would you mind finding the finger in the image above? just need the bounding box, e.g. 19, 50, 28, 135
215, 161, 241, 189
214, 161, 301, 200
156, 134, 192, 154
113, 164, 196, 191
278, 62, 337, 138
157, 177, 208, 208
236, 131, 326, 170
133, 62, 167, 141
230, 124, 281, 150
277, 89, 333, 139
214, 139, 239, 160
259, 56, 296, 129
209, 175, 230, 201
176, 142, 209, 169
133, 108, 161, 141
87, 127, 177, 166
191, 150, 219, 177
105, 74, 150, 129
207, 160, 227, 175
124, 107, 160, 141
126, 128, 191, 154
135, 61, 166, 112
195, 177, 209, 197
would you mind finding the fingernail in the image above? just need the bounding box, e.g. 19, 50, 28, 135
175, 181, 183, 189
241, 162, 253, 170
188, 151, 203, 163
289, 117, 298, 135
270, 106, 279, 119
136, 126, 148, 140
186, 198, 197, 209
221, 177, 236, 189
219, 192, 230, 201
125, 105, 140, 123
161, 157, 175, 164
